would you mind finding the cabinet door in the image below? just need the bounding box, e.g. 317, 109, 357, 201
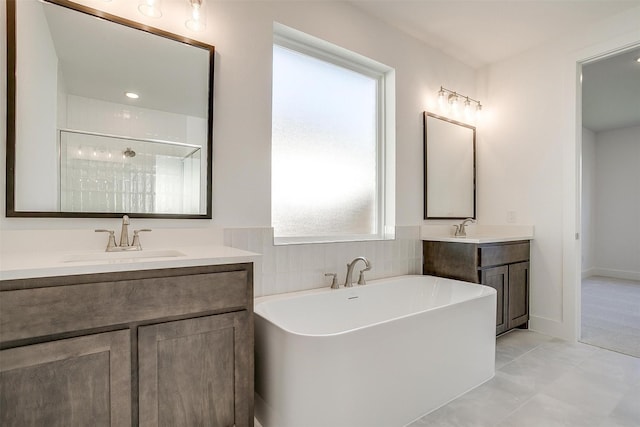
481, 265, 509, 335
138, 311, 252, 427
508, 261, 530, 329
0, 330, 131, 427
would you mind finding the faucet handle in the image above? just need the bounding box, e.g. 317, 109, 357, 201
325, 273, 339, 289
132, 229, 152, 250
95, 229, 116, 251
357, 270, 368, 285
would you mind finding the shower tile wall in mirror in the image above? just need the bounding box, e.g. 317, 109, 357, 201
6, 0, 214, 218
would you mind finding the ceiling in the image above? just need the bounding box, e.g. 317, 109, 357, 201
582, 48, 640, 133
350, 0, 640, 132
349, 0, 640, 69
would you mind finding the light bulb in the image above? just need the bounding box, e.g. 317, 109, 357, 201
464, 97, 472, 119
186, 0, 206, 31
138, 0, 162, 18
476, 103, 483, 120
437, 88, 446, 109
449, 94, 459, 113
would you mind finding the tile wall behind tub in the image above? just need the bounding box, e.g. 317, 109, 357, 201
223, 227, 423, 297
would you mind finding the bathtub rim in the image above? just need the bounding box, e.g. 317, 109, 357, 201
254, 274, 496, 338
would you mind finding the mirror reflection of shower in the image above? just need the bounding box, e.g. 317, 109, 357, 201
59, 129, 201, 214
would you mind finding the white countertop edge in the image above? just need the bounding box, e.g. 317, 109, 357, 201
421, 235, 533, 244
0, 245, 260, 281
420, 224, 534, 244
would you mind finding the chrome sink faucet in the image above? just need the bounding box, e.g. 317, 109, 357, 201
96, 215, 151, 251
344, 257, 372, 287
453, 218, 475, 237
119, 215, 131, 247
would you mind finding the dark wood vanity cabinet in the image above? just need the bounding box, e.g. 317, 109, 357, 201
0, 263, 254, 427
423, 240, 530, 335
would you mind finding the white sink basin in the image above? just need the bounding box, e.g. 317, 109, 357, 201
62, 249, 186, 263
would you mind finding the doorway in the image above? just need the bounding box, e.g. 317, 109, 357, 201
579, 45, 640, 357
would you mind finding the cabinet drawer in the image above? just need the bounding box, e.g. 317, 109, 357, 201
1, 270, 249, 344
479, 242, 529, 267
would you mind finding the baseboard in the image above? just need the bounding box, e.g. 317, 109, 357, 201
581, 268, 596, 279
528, 316, 573, 341
589, 268, 640, 282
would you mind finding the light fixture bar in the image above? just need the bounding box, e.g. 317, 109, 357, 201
438, 86, 482, 108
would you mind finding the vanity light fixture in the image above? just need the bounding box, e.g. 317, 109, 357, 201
185, 0, 206, 32
138, 0, 162, 18
437, 86, 482, 120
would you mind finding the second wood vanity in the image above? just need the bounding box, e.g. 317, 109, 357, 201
423, 239, 531, 335
0, 250, 256, 427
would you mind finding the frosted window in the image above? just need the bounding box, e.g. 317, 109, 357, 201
272, 44, 379, 240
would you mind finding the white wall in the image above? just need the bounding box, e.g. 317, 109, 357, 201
1, 0, 475, 233
593, 125, 640, 280
581, 127, 597, 276
477, 7, 640, 339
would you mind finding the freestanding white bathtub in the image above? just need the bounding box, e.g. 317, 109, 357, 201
254, 274, 497, 427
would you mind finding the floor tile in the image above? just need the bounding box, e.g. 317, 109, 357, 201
407, 330, 640, 427
609, 384, 640, 423
495, 394, 605, 427
541, 367, 630, 416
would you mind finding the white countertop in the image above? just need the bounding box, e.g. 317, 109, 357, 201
420, 224, 534, 244
0, 245, 260, 281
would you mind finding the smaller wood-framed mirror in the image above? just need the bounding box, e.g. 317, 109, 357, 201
423, 112, 476, 219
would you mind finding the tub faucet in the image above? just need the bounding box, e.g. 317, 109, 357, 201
344, 257, 372, 287
453, 218, 475, 237
325, 273, 339, 289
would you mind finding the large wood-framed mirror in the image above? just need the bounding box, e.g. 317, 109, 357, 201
423, 112, 476, 219
5, 0, 214, 218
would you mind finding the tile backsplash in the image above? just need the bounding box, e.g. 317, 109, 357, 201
224, 226, 422, 297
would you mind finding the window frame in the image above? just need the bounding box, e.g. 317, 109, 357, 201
271, 24, 395, 245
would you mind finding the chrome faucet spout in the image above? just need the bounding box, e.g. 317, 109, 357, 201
119, 215, 130, 247
344, 257, 372, 287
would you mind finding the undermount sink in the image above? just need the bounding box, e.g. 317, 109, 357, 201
62, 249, 186, 263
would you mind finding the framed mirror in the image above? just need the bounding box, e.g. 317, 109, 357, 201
423, 112, 476, 219
6, 0, 214, 218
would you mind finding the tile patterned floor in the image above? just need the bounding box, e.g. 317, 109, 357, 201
408, 330, 640, 427
256, 330, 640, 427
581, 276, 640, 358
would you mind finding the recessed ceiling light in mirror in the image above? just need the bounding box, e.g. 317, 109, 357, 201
125, 92, 139, 99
